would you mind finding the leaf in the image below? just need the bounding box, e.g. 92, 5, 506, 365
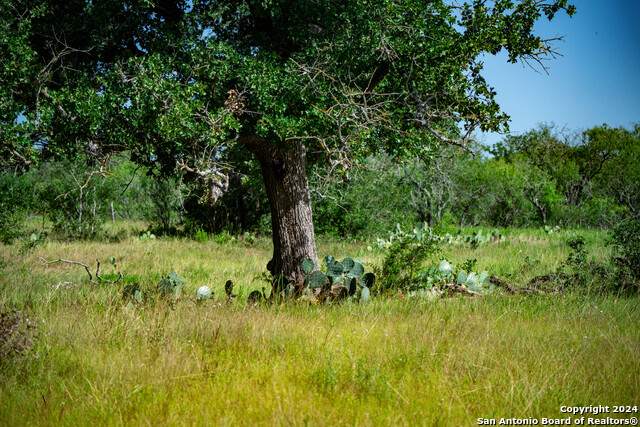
329, 274, 344, 285
168, 271, 186, 288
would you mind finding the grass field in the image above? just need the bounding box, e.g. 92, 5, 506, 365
1, 225, 638, 425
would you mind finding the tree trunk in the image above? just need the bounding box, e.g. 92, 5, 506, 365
242, 136, 319, 284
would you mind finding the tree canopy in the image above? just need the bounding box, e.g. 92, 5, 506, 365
0, 0, 576, 281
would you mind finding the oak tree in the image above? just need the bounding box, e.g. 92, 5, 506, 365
0, 0, 575, 283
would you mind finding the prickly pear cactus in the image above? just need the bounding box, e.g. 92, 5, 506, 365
326, 261, 344, 278
341, 257, 355, 272
309, 270, 328, 289
438, 260, 453, 276
196, 286, 213, 301
360, 286, 370, 302
456, 271, 467, 285
347, 262, 365, 279
158, 271, 185, 297
301, 258, 316, 275
359, 272, 376, 289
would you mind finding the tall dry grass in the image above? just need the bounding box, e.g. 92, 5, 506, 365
0, 225, 637, 425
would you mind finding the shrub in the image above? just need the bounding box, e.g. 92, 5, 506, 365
609, 219, 640, 285
377, 231, 440, 292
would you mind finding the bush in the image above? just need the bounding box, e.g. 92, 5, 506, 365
377, 232, 440, 293
609, 219, 640, 285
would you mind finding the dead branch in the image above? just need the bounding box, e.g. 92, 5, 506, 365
443, 282, 482, 296
37, 257, 123, 285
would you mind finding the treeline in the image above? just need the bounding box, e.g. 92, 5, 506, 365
312, 123, 640, 235
1, 123, 638, 242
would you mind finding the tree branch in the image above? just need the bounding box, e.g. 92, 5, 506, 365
37, 257, 124, 285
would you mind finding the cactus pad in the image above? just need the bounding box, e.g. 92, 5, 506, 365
302, 258, 316, 275
309, 270, 327, 288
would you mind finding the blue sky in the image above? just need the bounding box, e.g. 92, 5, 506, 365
477, 0, 640, 147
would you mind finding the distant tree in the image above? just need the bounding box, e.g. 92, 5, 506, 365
0, 0, 575, 282
592, 124, 640, 220
492, 123, 639, 226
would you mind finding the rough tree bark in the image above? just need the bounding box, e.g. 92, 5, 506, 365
241, 135, 319, 284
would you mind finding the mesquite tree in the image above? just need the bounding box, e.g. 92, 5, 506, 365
0, 0, 575, 283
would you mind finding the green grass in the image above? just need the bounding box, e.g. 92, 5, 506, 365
1, 224, 638, 426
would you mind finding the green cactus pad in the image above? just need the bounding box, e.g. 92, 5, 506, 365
456, 271, 467, 285
466, 272, 479, 286
347, 277, 357, 296
330, 274, 344, 285
196, 286, 212, 301
438, 260, 453, 276
169, 271, 186, 288
324, 255, 335, 267
309, 270, 328, 288
360, 286, 370, 302
346, 262, 364, 278
359, 272, 376, 288
326, 261, 344, 277
157, 278, 173, 296
341, 257, 355, 272
225, 280, 234, 295
301, 258, 315, 275
479, 271, 489, 284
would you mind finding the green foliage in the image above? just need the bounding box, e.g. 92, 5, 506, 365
301, 258, 315, 275
19, 232, 47, 254
378, 226, 440, 292
193, 229, 209, 243
609, 219, 640, 284
424, 259, 494, 295
2, 0, 576, 242
157, 271, 186, 298
298, 255, 375, 303
309, 270, 328, 289
122, 283, 144, 304
136, 231, 157, 242
0, 171, 38, 243
566, 235, 588, 268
